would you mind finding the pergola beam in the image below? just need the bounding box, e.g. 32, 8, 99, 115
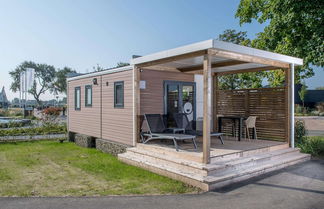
215, 66, 280, 76
208, 49, 290, 69
178, 60, 247, 72
142, 65, 181, 73
135, 50, 207, 68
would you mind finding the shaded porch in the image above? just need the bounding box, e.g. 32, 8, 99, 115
131, 39, 303, 164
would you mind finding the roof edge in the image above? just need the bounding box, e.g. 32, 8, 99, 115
213, 40, 303, 66
67, 65, 133, 82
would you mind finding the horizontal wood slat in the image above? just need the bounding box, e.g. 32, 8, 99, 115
216, 87, 287, 141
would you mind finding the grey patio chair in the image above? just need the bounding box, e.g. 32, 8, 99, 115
173, 113, 224, 144
244, 116, 257, 140
141, 114, 197, 151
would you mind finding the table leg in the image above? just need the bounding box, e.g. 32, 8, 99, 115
239, 118, 242, 141
218, 117, 222, 132
232, 119, 235, 137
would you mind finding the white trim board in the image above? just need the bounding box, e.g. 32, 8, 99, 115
67, 65, 133, 82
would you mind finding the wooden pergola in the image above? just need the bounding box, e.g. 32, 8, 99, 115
131, 39, 303, 164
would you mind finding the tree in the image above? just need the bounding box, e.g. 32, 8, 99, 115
217, 29, 264, 89
236, 0, 324, 83
116, 62, 130, 67
9, 61, 56, 105
53, 67, 76, 94
218, 29, 251, 46
298, 82, 308, 108
93, 62, 130, 72
93, 64, 105, 72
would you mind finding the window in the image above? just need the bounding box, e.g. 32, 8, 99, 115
75, 87, 81, 110
85, 85, 92, 107
114, 81, 124, 108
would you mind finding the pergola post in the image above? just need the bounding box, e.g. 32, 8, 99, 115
203, 54, 212, 164
289, 64, 295, 148
133, 66, 141, 146
213, 73, 219, 132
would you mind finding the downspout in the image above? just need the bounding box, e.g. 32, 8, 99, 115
100, 75, 103, 139
290, 63, 295, 148
66, 80, 69, 134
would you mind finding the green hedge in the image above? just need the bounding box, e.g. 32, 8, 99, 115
0, 124, 67, 137
298, 136, 324, 157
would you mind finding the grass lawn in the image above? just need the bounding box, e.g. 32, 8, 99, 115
0, 140, 199, 197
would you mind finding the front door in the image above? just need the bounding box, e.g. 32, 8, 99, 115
164, 81, 196, 127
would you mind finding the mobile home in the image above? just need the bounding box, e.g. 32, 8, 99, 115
67, 39, 310, 190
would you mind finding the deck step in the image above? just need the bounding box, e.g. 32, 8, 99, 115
205, 152, 311, 190
206, 148, 299, 176
125, 147, 207, 175
210, 143, 289, 163
118, 152, 209, 190
136, 143, 203, 163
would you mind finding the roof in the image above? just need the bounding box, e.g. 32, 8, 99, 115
68, 39, 303, 81
131, 39, 303, 66
131, 39, 303, 73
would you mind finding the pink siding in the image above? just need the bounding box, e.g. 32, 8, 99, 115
68, 76, 101, 138
68, 68, 193, 146
101, 70, 133, 145
68, 70, 134, 145
140, 69, 194, 115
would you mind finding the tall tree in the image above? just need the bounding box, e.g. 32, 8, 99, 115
217, 29, 263, 90
9, 61, 56, 105
53, 67, 76, 94
218, 29, 251, 46
236, 0, 324, 83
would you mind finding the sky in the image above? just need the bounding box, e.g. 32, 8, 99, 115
0, 0, 323, 101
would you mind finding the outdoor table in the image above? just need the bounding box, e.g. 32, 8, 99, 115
218, 116, 247, 141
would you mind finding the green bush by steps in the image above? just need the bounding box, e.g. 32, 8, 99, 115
298, 136, 324, 157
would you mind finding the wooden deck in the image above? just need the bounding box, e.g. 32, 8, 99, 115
138, 136, 287, 163
119, 136, 309, 191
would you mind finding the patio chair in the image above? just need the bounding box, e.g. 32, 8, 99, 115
244, 116, 257, 140
141, 114, 197, 151
173, 113, 224, 144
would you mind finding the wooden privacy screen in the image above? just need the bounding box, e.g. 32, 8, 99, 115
215, 87, 287, 142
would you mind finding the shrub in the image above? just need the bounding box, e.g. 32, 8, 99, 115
315, 102, 324, 113
0, 108, 23, 117
295, 120, 307, 144
41, 107, 62, 124
0, 123, 67, 137
42, 107, 61, 116
299, 137, 324, 157
295, 105, 303, 115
